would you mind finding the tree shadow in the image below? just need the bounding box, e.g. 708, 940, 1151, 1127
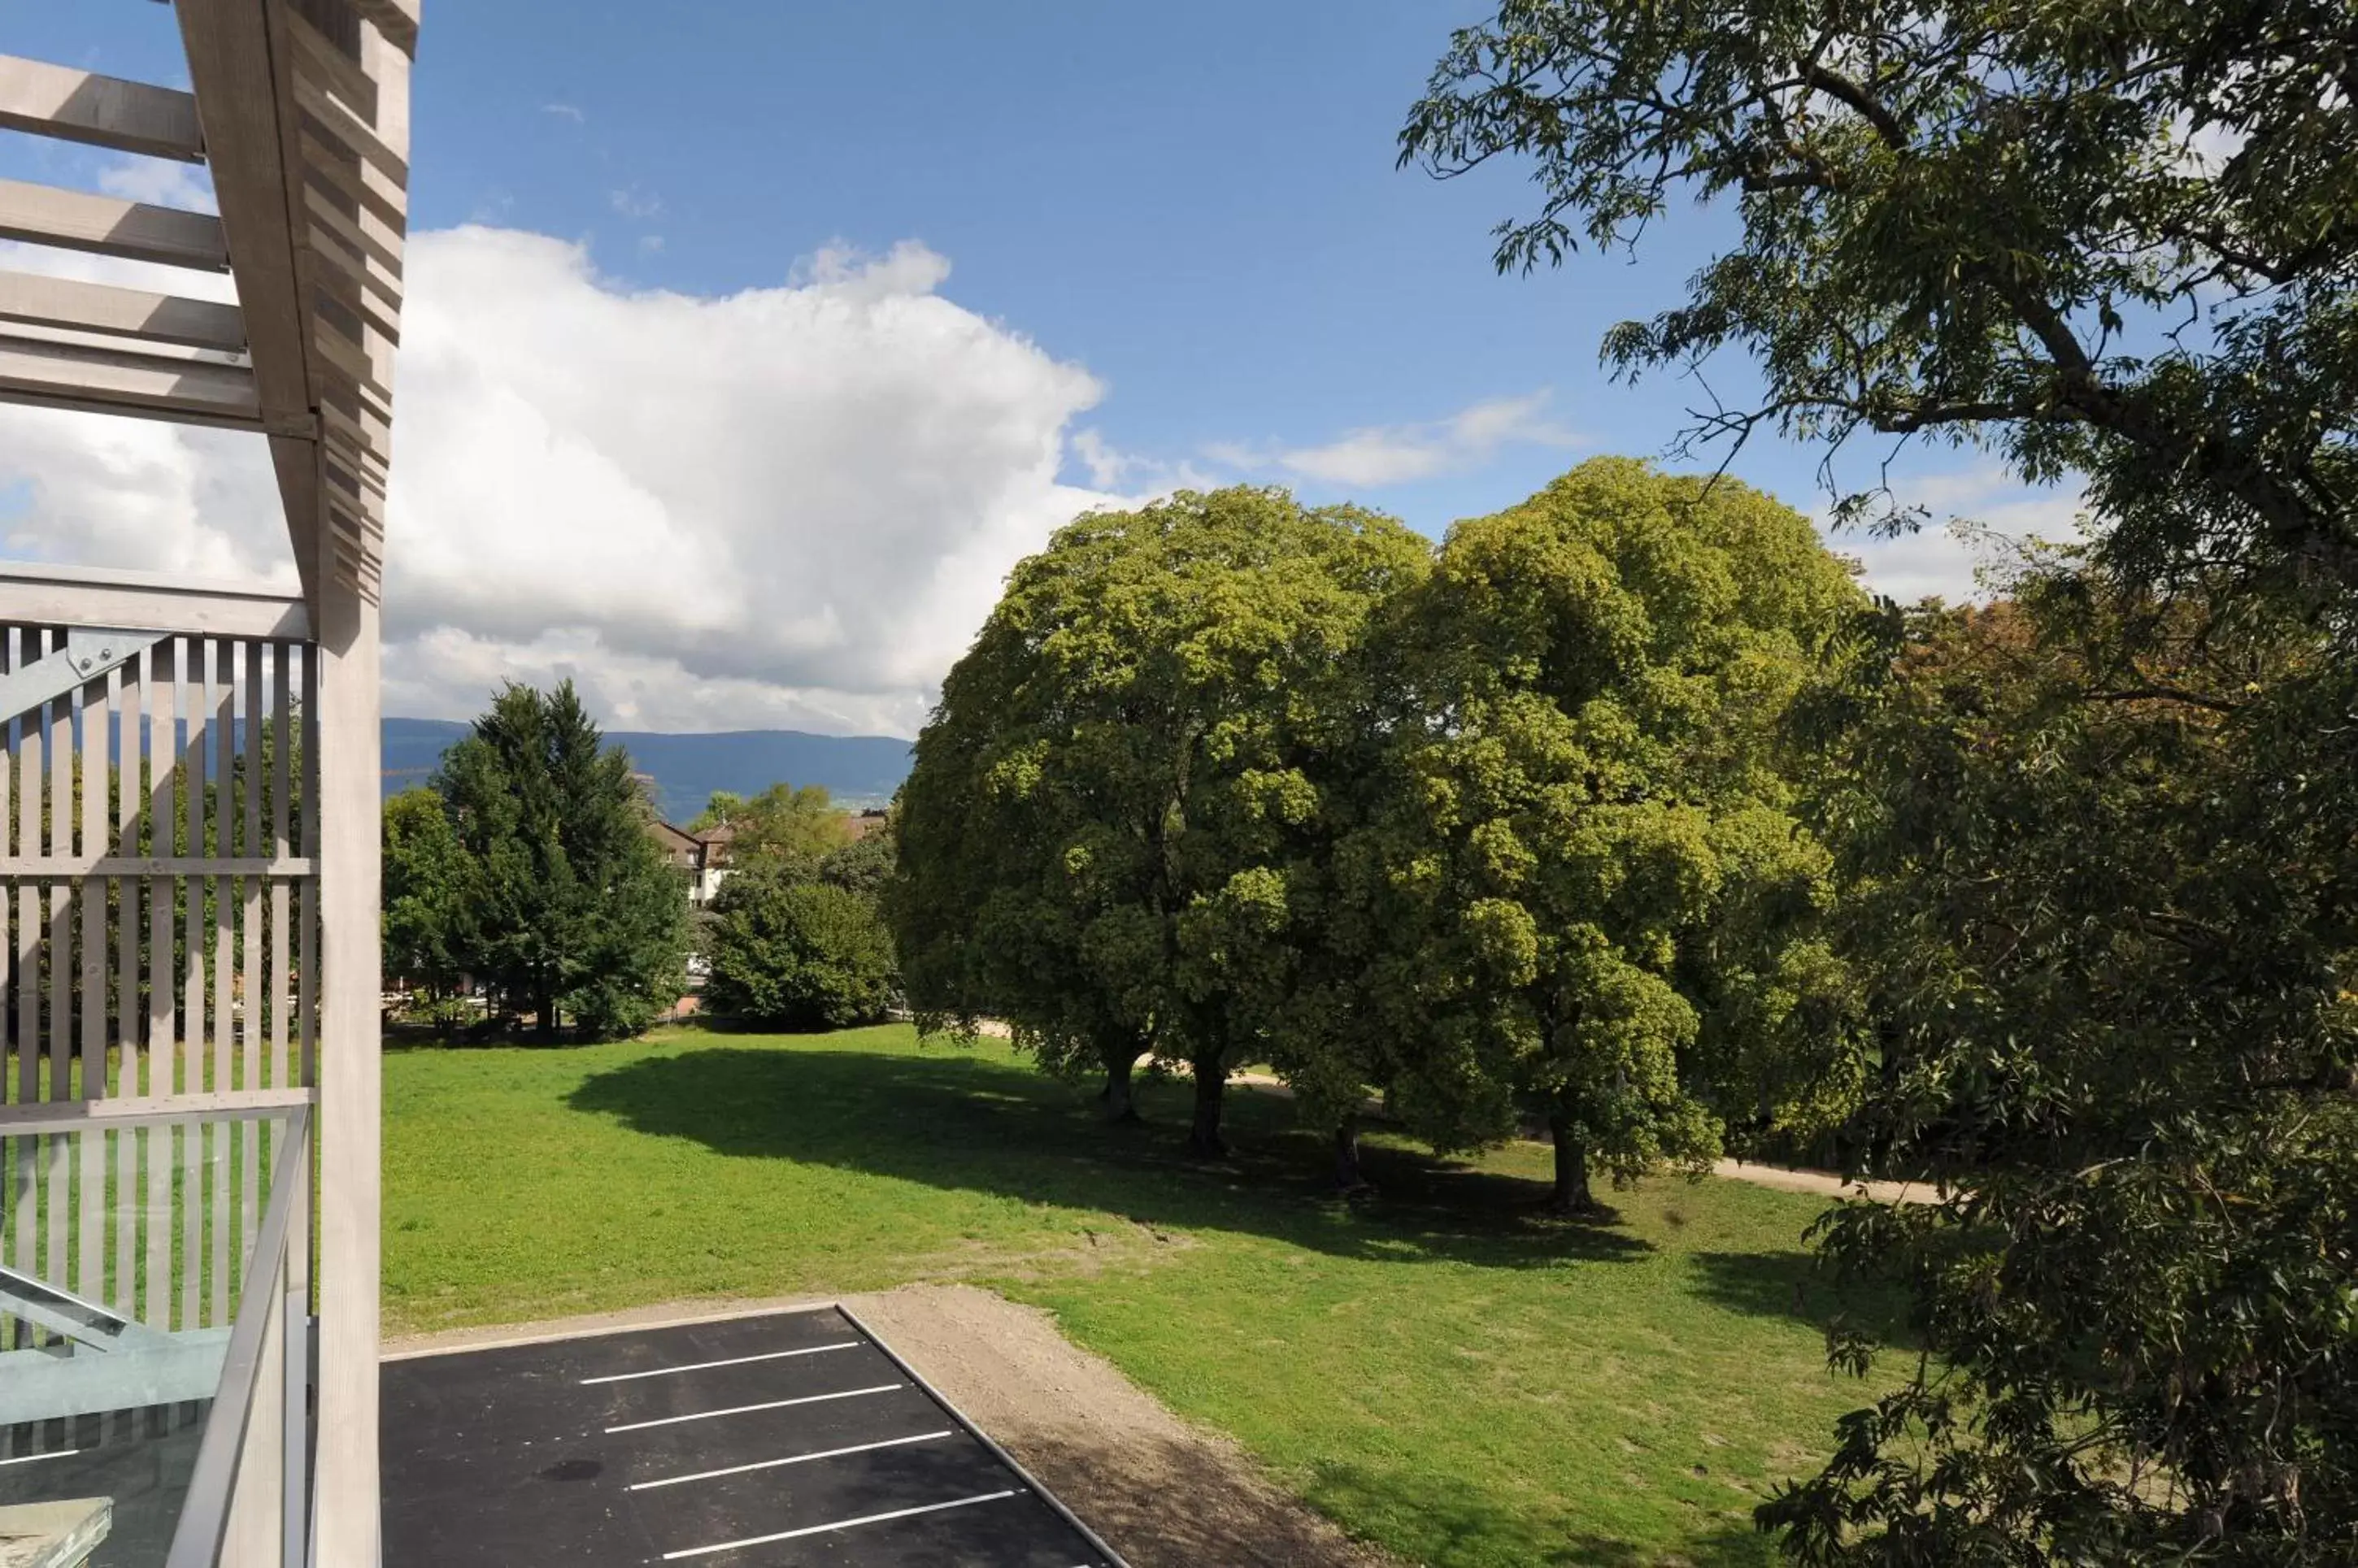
1686, 1249, 1913, 1347
564, 1043, 1652, 1272
1298, 1457, 1778, 1567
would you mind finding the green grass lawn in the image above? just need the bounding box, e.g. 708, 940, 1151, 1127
385, 1024, 1893, 1567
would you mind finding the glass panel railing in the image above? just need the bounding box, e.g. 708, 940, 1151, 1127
160, 1106, 309, 1568
0, 1106, 306, 1568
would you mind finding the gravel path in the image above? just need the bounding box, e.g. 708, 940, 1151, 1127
850, 1284, 1399, 1568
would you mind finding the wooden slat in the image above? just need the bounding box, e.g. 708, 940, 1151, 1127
0, 271, 245, 353
76, 669, 104, 1297
146, 641, 176, 1098
209, 640, 232, 1326
178, 1112, 198, 1330
303, 176, 401, 286
0, 178, 228, 271
182, 638, 207, 1097
112, 1120, 133, 1313
143, 1119, 170, 1324
270, 645, 290, 1102
0, 856, 315, 878
351, 0, 421, 57
241, 647, 263, 1275
14, 632, 37, 1108
115, 664, 141, 1097
298, 648, 316, 1090
43, 647, 68, 1288
301, 209, 402, 320
182, 639, 207, 1329
285, 10, 376, 126
0, 338, 260, 427
299, 124, 406, 236
0, 56, 205, 163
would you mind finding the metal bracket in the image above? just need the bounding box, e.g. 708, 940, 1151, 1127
0, 1263, 172, 1354
0, 626, 164, 724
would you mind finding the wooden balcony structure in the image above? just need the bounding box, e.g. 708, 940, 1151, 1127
0, 2, 419, 1562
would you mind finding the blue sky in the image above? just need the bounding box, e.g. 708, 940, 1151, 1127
0, 2, 2069, 733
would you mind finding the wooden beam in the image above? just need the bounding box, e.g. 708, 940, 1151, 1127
0, 561, 310, 641
0, 177, 228, 271
174, 0, 321, 600
312, 549, 382, 1568
0, 271, 245, 352
0, 336, 258, 423
0, 56, 206, 163
349, 0, 420, 58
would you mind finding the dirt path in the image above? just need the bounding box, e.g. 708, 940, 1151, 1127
386, 1284, 1399, 1568
1221, 1069, 1934, 1206
851, 1284, 1400, 1568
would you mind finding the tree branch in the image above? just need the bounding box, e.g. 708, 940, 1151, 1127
1798, 63, 1908, 149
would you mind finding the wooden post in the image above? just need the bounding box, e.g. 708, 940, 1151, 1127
312, 554, 381, 1566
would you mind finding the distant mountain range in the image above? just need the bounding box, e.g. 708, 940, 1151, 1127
382, 718, 914, 821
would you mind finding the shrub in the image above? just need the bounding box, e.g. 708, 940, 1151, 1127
704, 872, 898, 1030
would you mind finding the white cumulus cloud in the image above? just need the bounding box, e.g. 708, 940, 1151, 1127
1820, 463, 2087, 604
0, 227, 1122, 736
1231, 390, 1583, 489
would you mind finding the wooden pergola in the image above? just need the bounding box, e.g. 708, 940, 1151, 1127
0, 2, 418, 1562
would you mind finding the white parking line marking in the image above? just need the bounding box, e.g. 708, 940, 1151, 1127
603, 1383, 904, 1434
629, 1428, 956, 1491
580, 1341, 858, 1384
660, 1489, 1021, 1560
0, 1449, 76, 1468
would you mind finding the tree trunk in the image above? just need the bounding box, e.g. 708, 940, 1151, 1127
1097, 1042, 1143, 1123
1186, 1056, 1228, 1157
1333, 1116, 1366, 1193
1547, 1111, 1597, 1214
536, 986, 557, 1042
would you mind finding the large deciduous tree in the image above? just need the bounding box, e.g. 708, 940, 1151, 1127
435, 681, 688, 1039
704, 870, 898, 1031
1401, 0, 2358, 605
1766, 576, 2358, 1561
382, 786, 469, 1001
1402, 4, 2358, 1557
1354, 458, 1868, 1211
698, 781, 852, 874
889, 487, 1430, 1152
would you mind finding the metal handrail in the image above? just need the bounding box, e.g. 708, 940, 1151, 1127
163, 1105, 312, 1568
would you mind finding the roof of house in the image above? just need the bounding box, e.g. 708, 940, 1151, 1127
646, 819, 703, 855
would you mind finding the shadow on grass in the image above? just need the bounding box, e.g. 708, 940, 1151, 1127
566, 1043, 1651, 1273
1300, 1457, 1777, 1567
1685, 1249, 1912, 1346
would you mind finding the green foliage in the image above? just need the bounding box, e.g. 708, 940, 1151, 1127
703, 872, 898, 1030
1407, 7, 2358, 1557
889, 486, 1431, 1145
432, 681, 688, 1039
1349, 458, 1870, 1206
718, 781, 853, 872
1759, 583, 2358, 1562
1401, 1, 2357, 603
816, 819, 895, 897
687, 789, 744, 832
382, 787, 468, 998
